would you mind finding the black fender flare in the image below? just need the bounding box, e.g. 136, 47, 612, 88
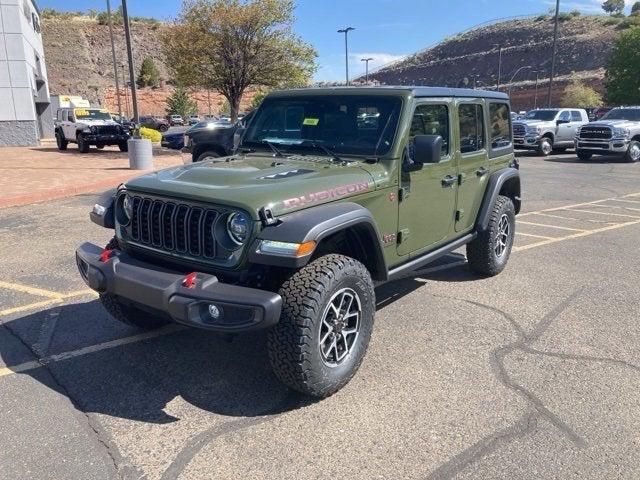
476, 167, 521, 232
89, 188, 118, 229
248, 202, 388, 280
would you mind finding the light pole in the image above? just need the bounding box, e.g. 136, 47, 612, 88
547, 0, 561, 107
121, 0, 139, 125
106, 0, 122, 118
337, 27, 355, 85
533, 70, 541, 109
507, 65, 532, 98
361, 57, 373, 84
120, 64, 130, 118
494, 44, 503, 90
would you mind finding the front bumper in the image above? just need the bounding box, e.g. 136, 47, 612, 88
75, 243, 282, 332
575, 139, 630, 154
513, 134, 540, 149
83, 133, 129, 144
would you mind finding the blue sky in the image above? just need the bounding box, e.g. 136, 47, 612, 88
39, 0, 635, 81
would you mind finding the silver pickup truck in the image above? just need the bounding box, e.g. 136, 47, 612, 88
575, 107, 640, 163
513, 108, 589, 156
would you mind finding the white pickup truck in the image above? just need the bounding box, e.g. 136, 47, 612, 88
512, 108, 589, 156
575, 107, 640, 163
54, 108, 130, 153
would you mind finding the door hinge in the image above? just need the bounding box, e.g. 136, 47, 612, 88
456, 209, 465, 221
398, 187, 409, 202
397, 228, 410, 244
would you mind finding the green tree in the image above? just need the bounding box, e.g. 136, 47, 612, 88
166, 87, 197, 119
602, 0, 625, 15
137, 57, 160, 88
249, 88, 272, 110
631, 2, 640, 15
605, 27, 640, 105
561, 79, 603, 108
162, 0, 317, 122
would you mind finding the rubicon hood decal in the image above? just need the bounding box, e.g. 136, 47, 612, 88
258, 169, 314, 180
282, 181, 370, 209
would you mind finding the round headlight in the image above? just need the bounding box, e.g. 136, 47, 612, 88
123, 194, 133, 221
227, 212, 249, 245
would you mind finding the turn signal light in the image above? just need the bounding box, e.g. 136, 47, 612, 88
99, 249, 114, 263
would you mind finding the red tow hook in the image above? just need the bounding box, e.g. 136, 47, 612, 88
99, 248, 114, 263
182, 272, 197, 289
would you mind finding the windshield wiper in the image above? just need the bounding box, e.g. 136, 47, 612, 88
262, 140, 286, 158
298, 142, 347, 163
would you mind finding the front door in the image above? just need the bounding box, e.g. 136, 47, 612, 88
455, 101, 489, 232
554, 110, 573, 143
397, 101, 457, 256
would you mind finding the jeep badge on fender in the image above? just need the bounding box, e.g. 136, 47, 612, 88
76, 86, 521, 398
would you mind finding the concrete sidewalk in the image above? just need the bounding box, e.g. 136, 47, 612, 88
0, 140, 183, 208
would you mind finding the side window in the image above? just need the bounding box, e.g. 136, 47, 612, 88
458, 104, 485, 154
410, 104, 449, 155
571, 110, 582, 122
489, 103, 512, 149
558, 111, 571, 122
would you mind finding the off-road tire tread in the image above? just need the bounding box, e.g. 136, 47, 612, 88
466, 195, 515, 277
77, 134, 90, 153
267, 254, 374, 398
56, 130, 68, 150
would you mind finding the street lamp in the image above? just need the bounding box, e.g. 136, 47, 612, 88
533, 69, 543, 109
507, 65, 532, 98
547, 0, 561, 107
106, 0, 122, 119
121, 0, 139, 124
361, 57, 373, 84
337, 27, 355, 85
494, 44, 503, 90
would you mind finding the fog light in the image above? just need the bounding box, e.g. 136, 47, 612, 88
208, 304, 222, 320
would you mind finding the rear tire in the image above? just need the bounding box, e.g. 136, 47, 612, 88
98, 237, 170, 330
159, 124, 169, 132
624, 140, 640, 163
55, 130, 68, 150
537, 137, 553, 157
577, 151, 593, 161
467, 195, 515, 277
77, 134, 90, 153
268, 254, 375, 398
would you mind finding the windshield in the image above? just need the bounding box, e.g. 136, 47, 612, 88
524, 110, 558, 121
74, 109, 112, 121
243, 95, 403, 157
601, 108, 640, 121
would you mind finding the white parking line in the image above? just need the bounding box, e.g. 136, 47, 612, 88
532, 212, 618, 225
516, 232, 555, 240
517, 221, 587, 232
567, 209, 640, 219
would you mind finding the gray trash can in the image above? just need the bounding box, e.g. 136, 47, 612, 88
128, 138, 154, 170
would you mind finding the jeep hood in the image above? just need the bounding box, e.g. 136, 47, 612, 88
124, 154, 382, 219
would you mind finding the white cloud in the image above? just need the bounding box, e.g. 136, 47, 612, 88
349, 52, 407, 72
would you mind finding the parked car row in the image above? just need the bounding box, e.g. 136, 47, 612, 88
513, 106, 640, 163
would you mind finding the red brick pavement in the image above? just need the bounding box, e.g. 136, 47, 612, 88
0, 141, 183, 208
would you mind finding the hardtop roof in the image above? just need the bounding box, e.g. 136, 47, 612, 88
269, 86, 509, 101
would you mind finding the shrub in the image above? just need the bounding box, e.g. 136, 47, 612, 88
558, 12, 573, 22
604, 17, 621, 25
535, 14, 549, 21
618, 16, 640, 29
561, 79, 603, 108
139, 127, 161, 143
570, 10, 581, 17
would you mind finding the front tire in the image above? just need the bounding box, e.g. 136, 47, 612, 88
118, 141, 128, 152
577, 151, 593, 161
77, 134, 90, 153
55, 130, 68, 150
195, 150, 220, 162
624, 140, 640, 163
537, 136, 553, 157
467, 195, 516, 277
268, 254, 375, 398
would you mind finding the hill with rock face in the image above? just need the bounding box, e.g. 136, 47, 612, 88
367, 15, 629, 109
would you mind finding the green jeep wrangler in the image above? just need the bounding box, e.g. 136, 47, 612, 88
76, 87, 520, 398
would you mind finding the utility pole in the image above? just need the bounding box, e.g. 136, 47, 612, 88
121, 0, 139, 125
106, 0, 122, 119
337, 27, 355, 85
121, 64, 130, 118
494, 44, 503, 90
533, 70, 540, 109
361, 57, 373, 84
547, 0, 561, 107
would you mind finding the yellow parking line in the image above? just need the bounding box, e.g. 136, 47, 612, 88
513, 219, 640, 252
532, 212, 618, 225
0, 298, 64, 317
516, 232, 555, 240
0, 281, 62, 300
61, 289, 98, 299
567, 209, 640, 219
517, 221, 587, 232
0, 324, 184, 378
518, 193, 640, 217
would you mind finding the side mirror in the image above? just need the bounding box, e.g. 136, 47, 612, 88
412, 134, 443, 166
556, 119, 569, 125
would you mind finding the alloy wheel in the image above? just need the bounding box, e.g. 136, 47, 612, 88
494, 214, 510, 258
318, 288, 361, 367
630, 143, 640, 162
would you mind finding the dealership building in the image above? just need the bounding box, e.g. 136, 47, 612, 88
0, 0, 52, 146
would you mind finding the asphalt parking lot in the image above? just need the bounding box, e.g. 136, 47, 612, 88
1, 151, 640, 479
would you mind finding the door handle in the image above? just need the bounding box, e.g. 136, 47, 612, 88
441, 175, 457, 187
476, 167, 488, 177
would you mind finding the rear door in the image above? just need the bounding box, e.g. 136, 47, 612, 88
62, 110, 76, 140
397, 100, 457, 256
454, 100, 489, 232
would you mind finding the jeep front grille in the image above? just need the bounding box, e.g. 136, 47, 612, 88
95, 125, 122, 135
513, 124, 526, 137
124, 195, 233, 264
579, 126, 612, 140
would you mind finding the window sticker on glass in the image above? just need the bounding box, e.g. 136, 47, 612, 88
75, 109, 90, 117
303, 118, 319, 126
